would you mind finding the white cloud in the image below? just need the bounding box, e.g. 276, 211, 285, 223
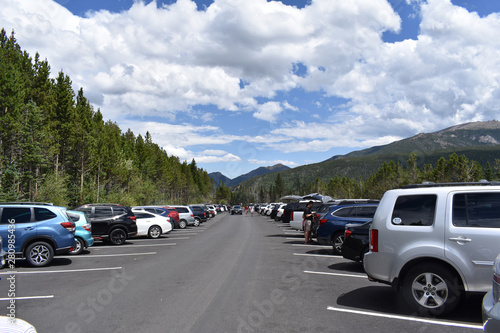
163, 145, 241, 163
2, 0, 500, 166
248, 159, 298, 166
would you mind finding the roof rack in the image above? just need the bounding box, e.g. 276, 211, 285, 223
402, 180, 500, 189
0, 202, 54, 206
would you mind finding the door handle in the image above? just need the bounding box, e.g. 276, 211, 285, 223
449, 236, 472, 243
24, 226, 35, 231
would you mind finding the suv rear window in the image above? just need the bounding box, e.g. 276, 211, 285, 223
391, 195, 436, 226
113, 207, 127, 216
94, 207, 112, 218
34, 207, 57, 221
452, 193, 500, 228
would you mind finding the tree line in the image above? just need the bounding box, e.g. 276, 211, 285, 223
0, 29, 214, 207
226, 152, 500, 204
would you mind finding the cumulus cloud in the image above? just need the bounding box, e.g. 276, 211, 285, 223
2, 0, 500, 168
248, 159, 298, 166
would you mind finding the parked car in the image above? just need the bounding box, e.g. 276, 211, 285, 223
342, 221, 371, 262
364, 181, 500, 316
289, 201, 323, 231
312, 199, 379, 236
316, 203, 378, 255
0, 315, 37, 332
0, 203, 76, 267
231, 205, 243, 215
170, 205, 196, 228
132, 206, 175, 229
274, 203, 287, 221
189, 205, 208, 224
206, 205, 217, 218
165, 206, 180, 228
482, 253, 500, 332
0, 236, 6, 267
74, 204, 137, 245
269, 204, 283, 219
132, 211, 172, 238
66, 210, 94, 255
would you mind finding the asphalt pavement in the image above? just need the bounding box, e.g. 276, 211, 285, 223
0, 212, 485, 332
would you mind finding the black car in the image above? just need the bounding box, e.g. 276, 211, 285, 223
231, 205, 243, 215
341, 220, 371, 262
74, 204, 137, 245
190, 205, 208, 224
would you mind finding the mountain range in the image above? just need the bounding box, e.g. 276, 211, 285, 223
209, 164, 290, 187
230, 120, 500, 190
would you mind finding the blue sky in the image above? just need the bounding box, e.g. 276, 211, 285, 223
2, 0, 500, 178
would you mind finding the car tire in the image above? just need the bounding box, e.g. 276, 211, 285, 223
25, 241, 54, 267
331, 232, 345, 255
148, 225, 162, 239
402, 263, 462, 316
179, 220, 187, 229
69, 237, 84, 255
109, 228, 127, 245
194, 218, 200, 227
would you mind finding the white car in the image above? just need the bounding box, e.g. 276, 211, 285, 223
132, 211, 172, 238
206, 205, 217, 218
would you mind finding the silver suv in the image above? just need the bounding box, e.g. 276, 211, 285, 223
170, 205, 196, 228
364, 181, 500, 316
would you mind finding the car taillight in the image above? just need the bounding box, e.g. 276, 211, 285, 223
318, 219, 327, 226
82, 223, 91, 232
130, 216, 136, 221
291, 210, 294, 221
61, 222, 75, 232
370, 229, 378, 252
344, 229, 352, 238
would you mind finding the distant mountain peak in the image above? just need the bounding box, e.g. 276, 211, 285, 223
209, 164, 290, 187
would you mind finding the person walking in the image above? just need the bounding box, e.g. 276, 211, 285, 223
250, 205, 254, 217
303, 201, 314, 244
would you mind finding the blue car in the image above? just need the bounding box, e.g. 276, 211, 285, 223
67, 210, 94, 255
316, 203, 378, 255
0, 203, 76, 267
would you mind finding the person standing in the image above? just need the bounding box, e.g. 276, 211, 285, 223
302, 201, 314, 244
250, 205, 254, 217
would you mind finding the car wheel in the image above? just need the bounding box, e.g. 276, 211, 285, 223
25, 241, 54, 267
179, 220, 187, 229
331, 232, 344, 255
148, 225, 162, 239
194, 218, 200, 227
109, 228, 127, 245
402, 263, 462, 316
69, 237, 84, 255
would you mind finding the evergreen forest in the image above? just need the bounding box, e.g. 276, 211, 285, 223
3, 28, 500, 208
0, 29, 214, 207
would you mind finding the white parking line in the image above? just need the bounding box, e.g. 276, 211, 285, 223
129, 237, 189, 241
304, 270, 367, 279
293, 253, 342, 258
292, 244, 332, 248
0, 295, 54, 301
326, 306, 483, 330
0, 267, 123, 275
93, 243, 175, 249
58, 252, 157, 258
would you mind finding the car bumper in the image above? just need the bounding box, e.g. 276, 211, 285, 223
483, 291, 500, 332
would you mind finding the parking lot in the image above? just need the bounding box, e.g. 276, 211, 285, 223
0, 212, 486, 332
